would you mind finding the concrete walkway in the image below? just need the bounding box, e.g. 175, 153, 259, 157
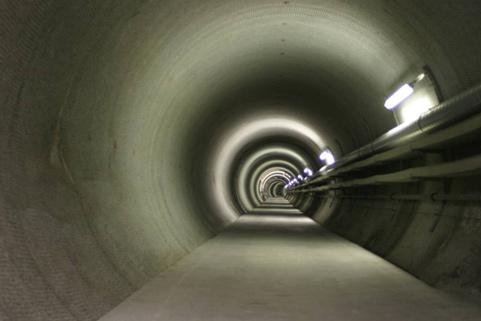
100, 214, 481, 321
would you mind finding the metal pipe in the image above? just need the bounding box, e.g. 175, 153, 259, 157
313, 193, 481, 202
327, 83, 481, 170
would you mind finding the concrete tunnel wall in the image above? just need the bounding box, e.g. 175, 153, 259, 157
1, 0, 481, 320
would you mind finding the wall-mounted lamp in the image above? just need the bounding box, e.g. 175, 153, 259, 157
304, 168, 313, 177
384, 84, 415, 110
319, 149, 335, 166
384, 73, 426, 110
384, 67, 441, 124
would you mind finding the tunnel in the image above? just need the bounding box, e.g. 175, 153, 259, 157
2, 1, 481, 320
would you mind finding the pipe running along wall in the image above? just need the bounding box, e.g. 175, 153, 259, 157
1, 0, 481, 320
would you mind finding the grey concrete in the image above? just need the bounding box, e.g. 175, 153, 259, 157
2, 1, 481, 320
100, 214, 481, 321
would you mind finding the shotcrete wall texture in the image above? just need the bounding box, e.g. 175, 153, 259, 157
1, 0, 481, 320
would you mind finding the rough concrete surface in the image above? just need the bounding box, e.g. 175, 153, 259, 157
1, 1, 481, 320
100, 214, 481, 321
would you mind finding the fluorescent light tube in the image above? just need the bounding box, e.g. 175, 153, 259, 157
384, 84, 414, 110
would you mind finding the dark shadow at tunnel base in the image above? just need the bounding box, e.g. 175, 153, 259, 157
99, 214, 481, 321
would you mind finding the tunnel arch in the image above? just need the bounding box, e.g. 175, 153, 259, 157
2, 1, 481, 320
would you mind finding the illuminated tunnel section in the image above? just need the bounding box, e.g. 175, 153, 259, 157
221, 117, 323, 216
1, 1, 481, 320
233, 143, 317, 215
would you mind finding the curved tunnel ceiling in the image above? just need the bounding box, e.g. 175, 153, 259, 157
2, 0, 481, 320
60, 0, 466, 233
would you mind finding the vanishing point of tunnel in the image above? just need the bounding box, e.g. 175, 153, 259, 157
2, 1, 481, 320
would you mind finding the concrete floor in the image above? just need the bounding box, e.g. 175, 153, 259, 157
100, 214, 481, 321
